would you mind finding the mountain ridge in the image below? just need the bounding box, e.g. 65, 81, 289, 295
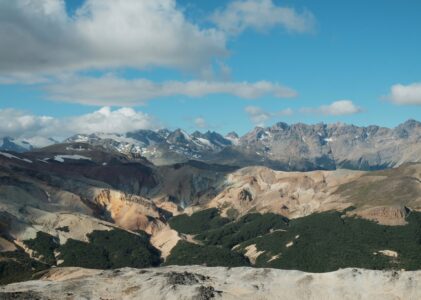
2, 119, 421, 171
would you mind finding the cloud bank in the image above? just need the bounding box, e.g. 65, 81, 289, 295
0, 0, 226, 77
301, 100, 361, 116
0, 0, 312, 105
0, 107, 158, 144
245, 106, 293, 126
211, 0, 316, 35
44, 76, 297, 105
194, 117, 208, 129
387, 83, 421, 105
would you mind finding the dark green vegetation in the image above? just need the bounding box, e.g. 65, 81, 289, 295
1, 229, 160, 285
168, 209, 421, 272
0, 251, 48, 285
6, 208, 421, 285
56, 226, 70, 232
196, 213, 289, 249
58, 229, 161, 269
241, 211, 421, 272
168, 208, 230, 235
18, 229, 160, 273
23, 232, 59, 265
165, 240, 249, 267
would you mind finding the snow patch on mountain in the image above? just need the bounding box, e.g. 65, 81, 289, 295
54, 155, 92, 162
0, 151, 32, 163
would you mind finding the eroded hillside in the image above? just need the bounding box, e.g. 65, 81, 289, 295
1, 145, 421, 285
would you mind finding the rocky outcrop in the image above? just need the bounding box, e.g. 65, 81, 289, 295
207, 164, 421, 224
90, 188, 165, 234
238, 189, 253, 202
347, 206, 411, 226
208, 166, 362, 219
2, 266, 421, 299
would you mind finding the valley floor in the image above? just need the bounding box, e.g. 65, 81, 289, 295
1, 265, 420, 300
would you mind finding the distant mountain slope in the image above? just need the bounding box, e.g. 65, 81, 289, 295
216, 119, 421, 171
2, 145, 421, 285
0, 137, 33, 152
4, 119, 421, 171
64, 129, 233, 166
60, 119, 421, 171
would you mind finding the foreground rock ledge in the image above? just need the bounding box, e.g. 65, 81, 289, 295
1, 266, 420, 300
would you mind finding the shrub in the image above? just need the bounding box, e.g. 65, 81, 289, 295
58, 229, 161, 269
169, 208, 230, 234
165, 240, 249, 267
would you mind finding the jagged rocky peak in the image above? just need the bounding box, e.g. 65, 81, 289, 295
225, 132, 240, 145
4, 119, 421, 171
226, 131, 239, 139
167, 129, 191, 145
401, 119, 421, 129
394, 119, 421, 138
126, 129, 166, 145
0, 136, 57, 152
272, 121, 290, 130
0, 137, 33, 152
192, 131, 232, 147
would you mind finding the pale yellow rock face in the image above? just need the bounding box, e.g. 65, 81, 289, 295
2, 266, 421, 300
204, 164, 421, 226
150, 226, 181, 259
91, 189, 165, 234
347, 206, 409, 226
207, 166, 363, 219
243, 244, 265, 265
0, 237, 16, 252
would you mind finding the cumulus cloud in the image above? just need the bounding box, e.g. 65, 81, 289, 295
0, 107, 158, 143
0, 0, 227, 77
245, 106, 293, 126
65, 107, 158, 134
300, 100, 362, 116
44, 75, 297, 105
211, 0, 316, 35
387, 83, 421, 105
194, 117, 208, 129
0, 109, 57, 139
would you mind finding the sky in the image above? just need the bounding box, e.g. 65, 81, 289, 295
0, 0, 421, 143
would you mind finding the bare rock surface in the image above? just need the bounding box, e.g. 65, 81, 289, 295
1, 266, 421, 300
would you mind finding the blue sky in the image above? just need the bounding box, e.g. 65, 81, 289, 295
0, 0, 421, 139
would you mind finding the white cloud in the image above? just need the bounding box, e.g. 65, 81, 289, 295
387, 83, 421, 105
211, 0, 316, 36
0, 107, 158, 142
66, 107, 158, 134
44, 75, 297, 105
245, 106, 293, 126
0, 0, 227, 77
0, 109, 57, 139
300, 100, 362, 116
194, 117, 208, 129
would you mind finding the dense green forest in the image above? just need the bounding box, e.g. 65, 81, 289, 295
4, 208, 421, 285
168, 209, 421, 272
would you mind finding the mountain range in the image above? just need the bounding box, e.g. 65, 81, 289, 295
3, 119, 421, 171
2, 120, 421, 298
